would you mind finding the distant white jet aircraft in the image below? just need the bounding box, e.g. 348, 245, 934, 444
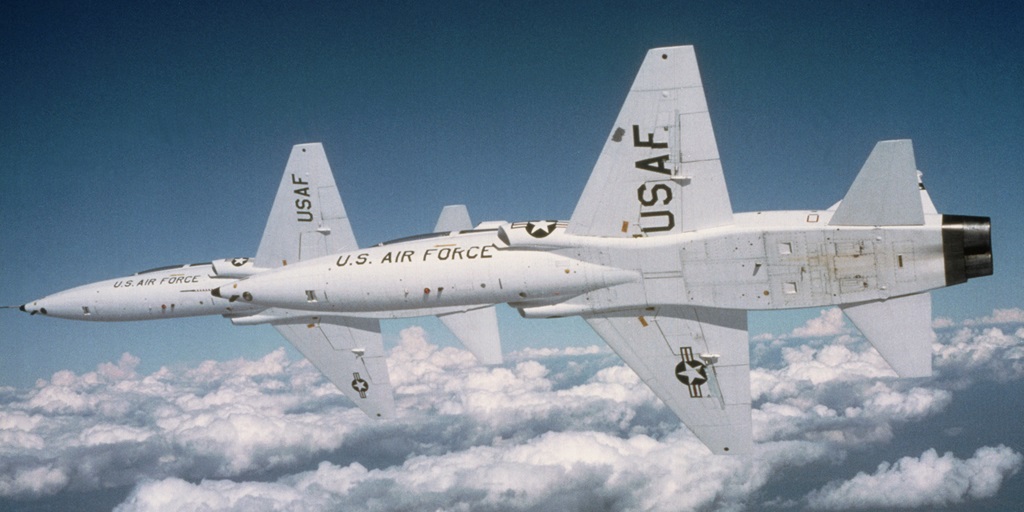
18, 46, 992, 454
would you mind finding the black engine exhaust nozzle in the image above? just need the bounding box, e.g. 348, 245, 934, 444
942, 215, 993, 286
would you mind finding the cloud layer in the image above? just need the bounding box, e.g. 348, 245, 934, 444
1, 310, 1022, 510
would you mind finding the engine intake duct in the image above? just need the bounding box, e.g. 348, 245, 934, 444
942, 215, 993, 285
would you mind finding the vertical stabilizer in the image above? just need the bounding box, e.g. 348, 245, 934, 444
434, 205, 473, 232
830, 140, 924, 226
568, 46, 733, 237
255, 143, 357, 268
431, 205, 502, 364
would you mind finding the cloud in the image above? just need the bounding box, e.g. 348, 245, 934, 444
510, 345, 607, 359
2, 311, 1023, 510
116, 431, 820, 512
962, 308, 1024, 326
790, 308, 849, 338
805, 445, 1024, 509
0, 348, 365, 498
934, 325, 1024, 383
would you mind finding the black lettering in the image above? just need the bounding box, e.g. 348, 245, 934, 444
294, 187, 310, 197
635, 155, 671, 175
337, 255, 350, 267
296, 211, 313, 222
437, 248, 452, 260
451, 247, 464, 260
423, 248, 437, 261
381, 252, 394, 263
399, 250, 414, 263
637, 183, 673, 206
640, 211, 675, 233
160, 277, 169, 285
356, 253, 369, 265
291, 174, 309, 185
632, 125, 668, 149
466, 246, 480, 259
481, 245, 494, 258
295, 198, 312, 210
114, 281, 123, 288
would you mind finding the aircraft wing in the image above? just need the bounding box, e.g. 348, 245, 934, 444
568, 45, 733, 238
584, 306, 752, 454
274, 315, 395, 418
255, 143, 358, 268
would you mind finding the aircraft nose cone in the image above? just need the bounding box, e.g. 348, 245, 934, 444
18, 302, 42, 315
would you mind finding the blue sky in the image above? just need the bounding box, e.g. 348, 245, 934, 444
2, 0, 1020, 384
1, 2, 1022, 509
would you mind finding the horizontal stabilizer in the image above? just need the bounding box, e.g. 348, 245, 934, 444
434, 205, 473, 232
438, 306, 503, 365
830, 140, 924, 226
841, 293, 933, 378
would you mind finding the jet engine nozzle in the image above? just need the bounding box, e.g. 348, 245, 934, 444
942, 215, 993, 285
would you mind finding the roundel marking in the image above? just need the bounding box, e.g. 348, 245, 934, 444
351, 372, 370, 399
525, 221, 557, 238
675, 359, 707, 387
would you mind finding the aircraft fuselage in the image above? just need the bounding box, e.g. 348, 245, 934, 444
212, 209, 985, 320
25, 209, 988, 326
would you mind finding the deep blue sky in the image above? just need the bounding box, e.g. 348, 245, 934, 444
2, 1, 1021, 385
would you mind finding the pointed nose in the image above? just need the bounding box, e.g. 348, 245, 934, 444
19, 303, 44, 315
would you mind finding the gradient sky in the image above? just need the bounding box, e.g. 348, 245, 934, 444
3, 0, 1020, 385
1, 2, 1022, 508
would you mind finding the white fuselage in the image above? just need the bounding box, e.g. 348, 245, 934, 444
215, 209, 950, 320
24, 210, 956, 324
22, 261, 261, 321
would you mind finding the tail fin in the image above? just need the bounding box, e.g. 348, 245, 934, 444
567, 46, 733, 237
434, 205, 473, 232
254, 143, 357, 269
431, 205, 503, 364
830, 140, 925, 226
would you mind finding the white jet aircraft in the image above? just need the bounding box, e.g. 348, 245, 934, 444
18, 46, 992, 454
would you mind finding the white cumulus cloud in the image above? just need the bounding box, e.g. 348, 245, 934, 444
1, 310, 1022, 510
806, 445, 1024, 509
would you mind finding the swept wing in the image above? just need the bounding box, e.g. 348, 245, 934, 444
585, 306, 752, 454
249, 143, 395, 417
274, 314, 395, 418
